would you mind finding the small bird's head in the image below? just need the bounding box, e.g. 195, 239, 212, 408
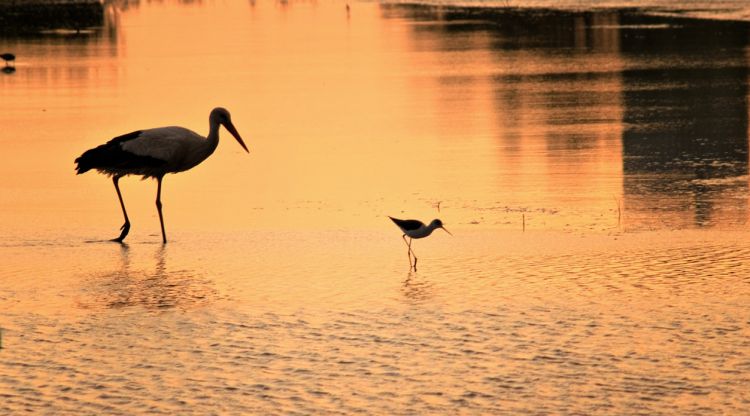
430, 219, 452, 235
210, 107, 249, 153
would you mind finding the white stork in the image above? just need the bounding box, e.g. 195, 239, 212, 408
388, 216, 451, 271
75, 107, 249, 243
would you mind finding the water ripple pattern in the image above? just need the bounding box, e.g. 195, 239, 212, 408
1, 230, 749, 414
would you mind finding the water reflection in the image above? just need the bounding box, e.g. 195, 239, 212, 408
79, 245, 220, 311
0, 1, 105, 35
620, 19, 750, 229
381, 4, 750, 230
401, 272, 435, 304
2, 1, 749, 233
0, 3, 120, 95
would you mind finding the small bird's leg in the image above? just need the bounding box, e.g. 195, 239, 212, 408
156, 175, 167, 244
112, 175, 130, 242
401, 234, 413, 268
410, 240, 418, 271
402, 235, 418, 271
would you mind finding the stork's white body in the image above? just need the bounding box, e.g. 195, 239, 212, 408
112, 126, 220, 177
75, 107, 249, 243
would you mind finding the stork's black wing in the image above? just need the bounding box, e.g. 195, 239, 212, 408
74, 130, 166, 174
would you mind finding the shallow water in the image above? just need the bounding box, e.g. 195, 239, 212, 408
2, 230, 750, 414
1, 1, 750, 414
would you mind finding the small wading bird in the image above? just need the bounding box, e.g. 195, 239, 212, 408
1, 53, 14, 67
389, 216, 452, 271
75, 107, 249, 243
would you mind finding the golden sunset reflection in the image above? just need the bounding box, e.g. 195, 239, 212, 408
2, 1, 750, 414
1, 1, 748, 235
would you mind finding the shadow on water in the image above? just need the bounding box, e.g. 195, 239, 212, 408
381, 4, 750, 230
77, 244, 221, 311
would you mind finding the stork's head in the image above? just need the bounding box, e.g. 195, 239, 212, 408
210, 107, 249, 153
429, 219, 452, 235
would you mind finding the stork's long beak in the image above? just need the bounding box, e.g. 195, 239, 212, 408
441, 226, 452, 236
225, 122, 249, 153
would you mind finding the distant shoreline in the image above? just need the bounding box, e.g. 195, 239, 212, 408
376, 0, 750, 24
0, 0, 104, 34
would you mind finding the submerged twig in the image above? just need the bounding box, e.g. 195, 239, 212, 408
613, 196, 622, 229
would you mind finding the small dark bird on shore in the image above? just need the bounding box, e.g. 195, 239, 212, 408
1, 53, 15, 67
389, 216, 452, 271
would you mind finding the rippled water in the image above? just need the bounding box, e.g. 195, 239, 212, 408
1, 1, 750, 414
3, 231, 750, 414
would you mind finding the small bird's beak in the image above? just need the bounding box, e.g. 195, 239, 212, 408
225, 122, 249, 153
441, 226, 452, 236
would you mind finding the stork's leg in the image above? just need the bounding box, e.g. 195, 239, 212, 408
112, 175, 130, 243
156, 175, 167, 244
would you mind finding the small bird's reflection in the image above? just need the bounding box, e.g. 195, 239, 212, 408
2, 66, 15, 75
401, 272, 435, 303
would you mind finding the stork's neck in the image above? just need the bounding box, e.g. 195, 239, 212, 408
205, 121, 221, 153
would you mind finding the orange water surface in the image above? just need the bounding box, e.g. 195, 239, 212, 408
1, 1, 749, 414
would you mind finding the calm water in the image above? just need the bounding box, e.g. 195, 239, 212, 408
2, 1, 750, 414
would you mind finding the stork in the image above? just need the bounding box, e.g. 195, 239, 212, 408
389, 216, 451, 271
75, 107, 249, 243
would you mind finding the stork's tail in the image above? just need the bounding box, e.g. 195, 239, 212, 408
74, 149, 98, 174
74, 157, 90, 174
74, 130, 156, 175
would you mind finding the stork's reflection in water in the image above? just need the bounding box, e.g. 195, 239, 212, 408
79, 245, 220, 311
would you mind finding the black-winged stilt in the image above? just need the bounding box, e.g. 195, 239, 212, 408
75, 107, 249, 243
389, 216, 452, 271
